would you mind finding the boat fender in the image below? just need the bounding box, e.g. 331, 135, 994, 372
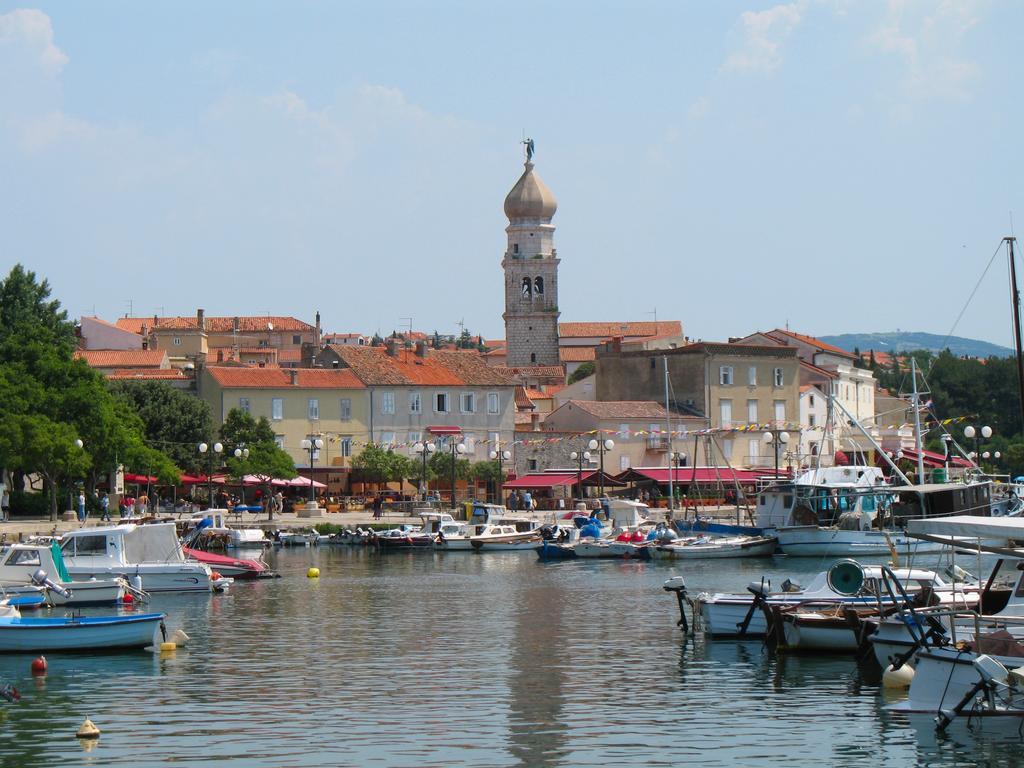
307, 567, 320, 578
210, 571, 222, 581
169, 629, 190, 647
131, 575, 144, 592
30, 656, 47, 676
76, 718, 101, 739
882, 663, 914, 689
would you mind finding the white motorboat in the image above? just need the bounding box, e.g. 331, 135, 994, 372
649, 534, 778, 561
60, 523, 232, 593
470, 523, 544, 552
276, 529, 321, 546
0, 541, 130, 606
184, 510, 267, 548
694, 561, 976, 637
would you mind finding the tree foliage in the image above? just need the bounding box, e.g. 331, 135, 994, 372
352, 443, 413, 483
568, 361, 595, 384
110, 381, 212, 470
428, 450, 471, 483
217, 409, 296, 482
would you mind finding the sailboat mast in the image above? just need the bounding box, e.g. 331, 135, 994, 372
911, 357, 926, 483
664, 355, 674, 515
1007, 236, 1024, 432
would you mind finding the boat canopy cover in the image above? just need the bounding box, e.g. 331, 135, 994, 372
906, 515, 1024, 540
123, 523, 187, 564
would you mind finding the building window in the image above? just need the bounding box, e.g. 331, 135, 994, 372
239, 397, 250, 414
722, 439, 733, 460
461, 393, 475, 414
530, 353, 536, 363
774, 400, 786, 422
339, 436, 352, 457
463, 433, 476, 453
292, 335, 301, 345
409, 392, 421, 414
271, 398, 283, 421
749, 439, 760, 459
381, 392, 395, 415
719, 366, 734, 385
307, 398, 319, 420
435, 392, 449, 413
809, 414, 817, 427
720, 399, 732, 428
809, 394, 815, 407
340, 398, 351, 421
774, 367, 784, 387
274, 435, 285, 449
380, 431, 395, 448
748, 366, 757, 386
534, 276, 544, 295
747, 399, 757, 424
522, 277, 532, 299
173, 336, 182, 346
527, 458, 539, 471
408, 431, 422, 446
513, 243, 519, 254
487, 392, 499, 414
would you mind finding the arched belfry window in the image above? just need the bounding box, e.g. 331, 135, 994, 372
521, 277, 532, 299
534, 276, 544, 295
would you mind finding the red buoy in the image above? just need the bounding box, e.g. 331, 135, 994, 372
210, 571, 222, 581
31, 656, 47, 675
122, 592, 135, 604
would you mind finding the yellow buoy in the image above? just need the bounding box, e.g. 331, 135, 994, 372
76, 718, 101, 739
159, 641, 177, 652
307, 567, 320, 578
882, 663, 915, 688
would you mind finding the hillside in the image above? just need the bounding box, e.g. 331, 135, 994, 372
819, 332, 1013, 359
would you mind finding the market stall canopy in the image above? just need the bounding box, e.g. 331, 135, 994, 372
123, 473, 158, 484
276, 476, 326, 489
502, 470, 624, 490
616, 467, 784, 484
177, 474, 208, 485
895, 448, 972, 469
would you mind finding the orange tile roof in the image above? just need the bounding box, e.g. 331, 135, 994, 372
116, 315, 314, 334
106, 368, 186, 380
324, 346, 515, 387
514, 386, 535, 410
559, 347, 596, 362
767, 329, 856, 360
557, 400, 669, 420
558, 321, 682, 339
206, 366, 364, 389
76, 349, 168, 368
524, 388, 549, 400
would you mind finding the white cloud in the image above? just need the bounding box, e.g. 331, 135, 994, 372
723, 2, 806, 74
0, 8, 68, 75
868, 0, 980, 102
688, 96, 710, 120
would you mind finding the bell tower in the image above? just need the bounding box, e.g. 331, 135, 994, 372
502, 140, 560, 368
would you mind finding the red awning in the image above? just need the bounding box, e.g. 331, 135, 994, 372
427, 426, 463, 435
178, 474, 207, 485
896, 448, 972, 469
123, 473, 158, 484
617, 467, 784, 484
502, 470, 624, 489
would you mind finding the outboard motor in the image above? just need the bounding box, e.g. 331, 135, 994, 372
30, 568, 71, 600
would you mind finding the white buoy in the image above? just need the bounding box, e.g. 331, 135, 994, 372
76, 718, 101, 739
131, 575, 144, 592
882, 663, 915, 688
169, 628, 190, 647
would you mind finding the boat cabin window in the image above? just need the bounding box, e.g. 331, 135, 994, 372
62, 535, 107, 556
6, 549, 41, 566
1015, 576, 1024, 599
783, 495, 793, 509
862, 495, 877, 512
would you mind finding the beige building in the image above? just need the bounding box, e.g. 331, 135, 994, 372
596, 340, 800, 468
199, 366, 369, 470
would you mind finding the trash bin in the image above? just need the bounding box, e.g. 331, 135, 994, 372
931, 468, 948, 483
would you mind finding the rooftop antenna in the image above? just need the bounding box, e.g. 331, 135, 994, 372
456, 318, 466, 336
646, 308, 658, 323
125, 299, 133, 318
400, 317, 413, 337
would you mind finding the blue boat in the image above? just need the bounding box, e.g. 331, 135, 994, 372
535, 540, 577, 560
673, 518, 765, 537
0, 601, 166, 652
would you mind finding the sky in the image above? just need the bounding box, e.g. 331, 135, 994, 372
2, 1, 1022, 348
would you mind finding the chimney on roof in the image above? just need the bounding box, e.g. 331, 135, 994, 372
728, 337, 740, 344
332, 360, 339, 368
415, 340, 428, 358
605, 336, 622, 354
289, 369, 299, 386
153, 314, 158, 326
386, 338, 398, 357
315, 311, 321, 347
233, 316, 240, 334
197, 308, 206, 332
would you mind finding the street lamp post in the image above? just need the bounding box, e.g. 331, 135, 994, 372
233, 446, 250, 506
964, 425, 993, 469
449, 441, 466, 509
569, 448, 592, 506
587, 437, 615, 498
198, 441, 223, 509
762, 430, 790, 477
412, 441, 437, 501
300, 437, 324, 506
70, 438, 84, 519
489, 449, 511, 505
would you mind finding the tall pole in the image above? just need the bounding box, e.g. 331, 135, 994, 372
911, 357, 926, 484
664, 355, 674, 515
1007, 236, 1024, 433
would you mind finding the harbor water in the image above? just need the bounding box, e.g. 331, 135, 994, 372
1, 547, 1022, 767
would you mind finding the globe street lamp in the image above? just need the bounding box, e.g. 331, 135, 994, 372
70, 438, 84, 518
587, 438, 615, 498
569, 448, 592, 506
300, 437, 324, 506
762, 430, 789, 477
964, 425, 993, 468
412, 441, 436, 501
233, 446, 250, 507
198, 441, 223, 509
489, 449, 511, 504
449, 441, 466, 509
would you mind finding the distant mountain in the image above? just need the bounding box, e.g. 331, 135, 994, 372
819, 332, 1014, 359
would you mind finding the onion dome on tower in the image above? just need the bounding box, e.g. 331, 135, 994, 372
503, 162, 558, 221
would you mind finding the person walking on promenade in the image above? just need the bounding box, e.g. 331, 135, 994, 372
99, 491, 110, 521
0, 484, 9, 522
77, 490, 86, 523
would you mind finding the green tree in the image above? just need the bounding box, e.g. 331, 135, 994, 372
0, 264, 76, 358
109, 381, 213, 469
353, 443, 413, 489
217, 409, 296, 518
568, 361, 595, 384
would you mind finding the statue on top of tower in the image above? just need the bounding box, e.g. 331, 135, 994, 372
523, 137, 535, 163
